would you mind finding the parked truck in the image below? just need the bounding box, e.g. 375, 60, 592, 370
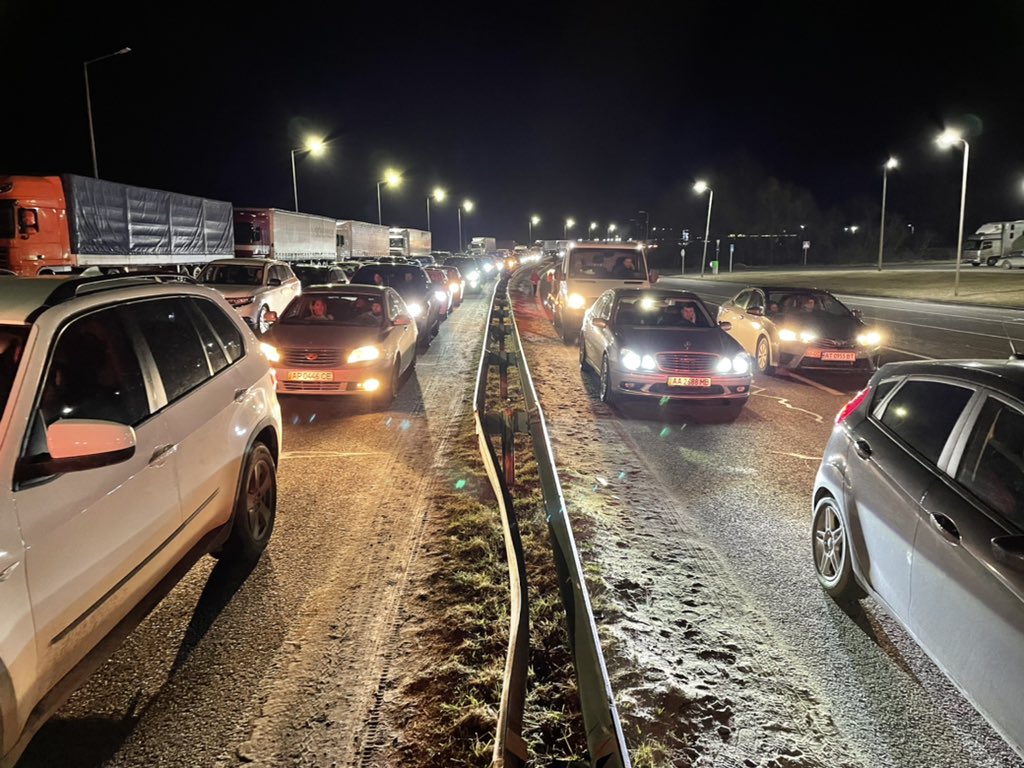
336, 220, 390, 261
0, 174, 234, 276
963, 220, 1024, 266
468, 236, 497, 254
388, 227, 432, 258
233, 208, 336, 263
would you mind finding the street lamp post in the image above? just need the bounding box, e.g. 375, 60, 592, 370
290, 137, 327, 212
564, 217, 575, 239
694, 180, 714, 277
84, 47, 131, 178
638, 210, 650, 241
937, 129, 970, 296
877, 157, 899, 271
589, 222, 598, 240
607, 223, 617, 241
458, 199, 474, 251
377, 168, 402, 225
426, 186, 446, 231
529, 214, 540, 243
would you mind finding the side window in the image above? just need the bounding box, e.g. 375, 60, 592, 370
194, 299, 245, 364
279, 265, 296, 282
130, 299, 213, 403
36, 308, 151, 429
387, 289, 402, 321
955, 397, 1024, 524
747, 291, 765, 311
879, 380, 974, 464
186, 300, 228, 373
734, 290, 751, 310
870, 377, 901, 413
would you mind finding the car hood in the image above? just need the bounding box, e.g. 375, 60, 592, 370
202, 283, 266, 298
263, 323, 385, 352
615, 326, 744, 356
774, 313, 863, 341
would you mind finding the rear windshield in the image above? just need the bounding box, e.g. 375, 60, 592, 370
0, 325, 29, 420
569, 249, 648, 279
199, 263, 264, 286
351, 266, 427, 291
614, 296, 713, 327
280, 294, 385, 326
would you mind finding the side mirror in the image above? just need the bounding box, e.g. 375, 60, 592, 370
264, 310, 278, 325
592, 318, 608, 329
747, 306, 764, 317
992, 536, 1024, 572
18, 419, 137, 481
851, 308, 863, 318
649, 269, 659, 283
393, 314, 412, 326
555, 267, 565, 281
719, 321, 732, 331
268, 277, 283, 287
18, 208, 39, 236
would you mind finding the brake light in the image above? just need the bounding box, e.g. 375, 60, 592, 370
836, 386, 871, 425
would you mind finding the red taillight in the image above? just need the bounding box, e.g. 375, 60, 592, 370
836, 386, 871, 425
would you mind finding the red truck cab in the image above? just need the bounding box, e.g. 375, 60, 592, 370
0, 176, 73, 275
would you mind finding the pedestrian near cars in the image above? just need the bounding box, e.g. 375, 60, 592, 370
530, 270, 540, 296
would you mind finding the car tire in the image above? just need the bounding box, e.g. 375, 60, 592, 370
221, 442, 276, 563
1004, 260, 1014, 269
256, 304, 271, 336
579, 335, 588, 371
811, 494, 864, 603
599, 354, 618, 404
376, 359, 400, 408
562, 318, 577, 345
755, 336, 775, 376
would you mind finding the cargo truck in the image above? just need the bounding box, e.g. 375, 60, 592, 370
468, 236, 497, 254
336, 220, 390, 261
0, 174, 234, 276
388, 227, 432, 258
963, 220, 1024, 266
234, 208, 336, 263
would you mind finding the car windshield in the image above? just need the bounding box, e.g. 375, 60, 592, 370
569, 249, 647, 279
0, 201, 16, 239
614, 296, 713, 327
199, 263, 264, 286
280, 293, 385, 326
0, 325, 28, 420
352, 266, 428, 296
764, 290, 852, 317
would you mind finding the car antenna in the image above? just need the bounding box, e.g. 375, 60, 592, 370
1002, 321, 1024, 361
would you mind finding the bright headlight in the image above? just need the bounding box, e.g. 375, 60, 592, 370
857, 331, 882, 346
567, 293, 587, 310
621, 349, 642, 371
716, 357, 733, 373
467, 270, 480, 281
483, 263, 494, 273
733, 354, 750, 374
259, 342, 281, 363
641, 354, 657, 370
435, 290, 448, 302
347, 345, 381, 364
407, 302, 424, 317
779, 328, 798, 341
800, 331, 818, 343
450, 281, 459, 291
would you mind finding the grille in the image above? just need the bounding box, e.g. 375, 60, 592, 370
283, 348, 343, 367
656, 352, 717, 374
282, 381, 344, 392
815, 337, 854, 349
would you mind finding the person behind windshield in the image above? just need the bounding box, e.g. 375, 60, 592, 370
612, 256, 637, 278
307, 298, 333, 321
800, 296, 816, 313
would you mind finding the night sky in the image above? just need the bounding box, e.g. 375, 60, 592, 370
3, 1, 1023, 254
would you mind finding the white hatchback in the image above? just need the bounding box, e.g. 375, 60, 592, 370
0, 274, 282, 766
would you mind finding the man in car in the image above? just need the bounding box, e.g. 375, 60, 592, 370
612, 256, 638, 278
801, 296, 817, 313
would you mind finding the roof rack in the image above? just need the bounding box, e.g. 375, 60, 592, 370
44, 272, 198, 306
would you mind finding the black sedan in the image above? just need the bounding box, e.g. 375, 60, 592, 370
350, 263, 441, 347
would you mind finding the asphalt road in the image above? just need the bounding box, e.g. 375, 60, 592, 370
15, 292, 491, 768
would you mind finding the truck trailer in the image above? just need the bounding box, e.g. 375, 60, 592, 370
234, 208, 336, 263
388, 227, 432, 258
468, 236, 497, 254
0, 174, 234, 275
963, 221, 1024, 266
336, 220, 390, 261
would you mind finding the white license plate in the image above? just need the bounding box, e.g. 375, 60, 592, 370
668, 377, 712, 387
821, 351, 856, 362
288, 370, 335, 381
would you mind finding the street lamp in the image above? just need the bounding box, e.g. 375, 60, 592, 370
936, 129, 970, 296
564, 217, 575, 239
638, 209, 650, 241
607, 223, 617, 241
589, 221, 598, 240
377, 168, 403, 225
84, 47, 131, 178
290, 136, 327, 212
694, 180, 714, 277
877, 157, 899, 271
529, 214, 540, 242
458, 199, 474, 251
426, 186, 446, 231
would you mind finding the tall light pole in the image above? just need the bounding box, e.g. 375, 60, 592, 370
694, 180, 714, 278
589, 221, 598, 240
426, 186, 446, 231
84, 47, 131, 178
937, 129, 970, 296
377, 168, 402, 225
564, 217, 575, 239
607, 223, 617, 241
638, 209, 650, 241
529, 214, 540, 243
290, 136, 326, 212
458, 199, 474, 251
877, 157, 899, 271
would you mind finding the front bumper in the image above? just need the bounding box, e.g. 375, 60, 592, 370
274, 362, 388, 395
611, 368, 753, 401
777, 342, 879, 372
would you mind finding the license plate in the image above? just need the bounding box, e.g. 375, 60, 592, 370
288, 370, 335, 381
668, 377, 711, 387
821, 351, 856, 362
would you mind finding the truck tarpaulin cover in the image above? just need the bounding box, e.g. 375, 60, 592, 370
64, 174, 234, 257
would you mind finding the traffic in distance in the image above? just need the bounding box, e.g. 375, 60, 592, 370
0, 170, 1021, 764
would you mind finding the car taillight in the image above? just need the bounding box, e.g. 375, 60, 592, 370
836, 386, 871, 425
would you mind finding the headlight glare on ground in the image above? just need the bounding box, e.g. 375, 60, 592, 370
347, 345, 381, 364
567, 293, 587, 310
621, 349, 642, 370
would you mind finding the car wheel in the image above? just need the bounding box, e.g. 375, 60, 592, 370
579, 335, 588, 370
599, 355, 618, 404
376, 359, 400, 408
562, 318, 577, 345
811, 495, 863, 602
756, 336, 775, 375
1004, 260, 1014, 269
222, 442, 276, 563
256, 304, 271, 335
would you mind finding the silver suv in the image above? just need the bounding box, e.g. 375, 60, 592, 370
0, 274, 282, 765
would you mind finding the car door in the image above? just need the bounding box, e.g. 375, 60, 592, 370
11, 305, 180, 694
845, 377, 976, 621
584, 293, 611, 365
718, 290, 754, 352
909, 393, 1024, 750
271, 265, 300, 315
387, 289, 416, 370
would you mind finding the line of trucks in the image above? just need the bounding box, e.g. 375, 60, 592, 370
963, 220, 1024, 266
0, 174, 434, 276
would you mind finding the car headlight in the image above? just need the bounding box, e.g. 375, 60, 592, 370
259, 342, 281, 363
641, 354, 657, 370
567, 293, 587, 310
227, 296, 255, 307
800, 331, 817, 343
857, 330, 882, 346
467, 270, 480, 282
621, 349, 642, 371
732, 354, 750, 374
779, 328, 816, 342
347, 345, 382, 364
450, 281, 460, 291
407, 302, 423, 317
779, 328, 798, 341
435, 290, 448, 302
483, 263, 494, 273
716, 357, 733, 373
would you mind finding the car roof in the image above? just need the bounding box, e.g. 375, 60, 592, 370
207, 257, 283, 267
300, 284, 390, 297
568, 242, 645, 251
609, 288, 703, 301
877, 358, 1024, 396
741, 286, 834, 295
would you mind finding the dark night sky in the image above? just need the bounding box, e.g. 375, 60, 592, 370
3, 1, 1023, 252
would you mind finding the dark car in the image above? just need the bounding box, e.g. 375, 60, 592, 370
350, 263, 441, 347
813, 357, 1024, 755
292, 263, 350, 288
579, 289, 752, 413
443, 256, 483, 294
717, 286, 883, 374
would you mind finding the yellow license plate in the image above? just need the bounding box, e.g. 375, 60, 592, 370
668, 377, 711, 387
288, 370, 335, 381
821, 351, 856, 362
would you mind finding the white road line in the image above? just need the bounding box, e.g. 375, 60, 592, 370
884, 346, 934, 360
281, 450, 388, 460
783, 371, 846, 396
859, 315, 1024, 341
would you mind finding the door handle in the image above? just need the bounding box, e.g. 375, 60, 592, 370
234, 387, 250, 403
929, 513, 961, 544
0, 560, 20, 582
854, 439, 872, 459
149, 443, 178, 466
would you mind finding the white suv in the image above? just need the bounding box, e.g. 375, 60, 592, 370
198, 258, 301, 334
0, 274, 282, 766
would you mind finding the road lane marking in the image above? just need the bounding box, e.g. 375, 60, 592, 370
751, 391, 826, 423
771, 450, 823, 461
281, 450, 388, 460
858, 315, 1024, 341
884, 346, 934, 360
783, 372, 846, 396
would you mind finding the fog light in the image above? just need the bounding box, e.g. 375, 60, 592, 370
363, 378, 381, 392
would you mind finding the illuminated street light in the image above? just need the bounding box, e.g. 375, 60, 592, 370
564, 217, 576, 239
607, 223, 617, 241
529, 214, 541, 242
694, 180, 714, 277
426, 186, 446, 231
377, 168, 403, 225
458, 199, 474, 251
878, 157, 899, 271
84, 46, 132, 178
589, 221, 598, 239
936, 129, 970, 296
290, 135, 328, 212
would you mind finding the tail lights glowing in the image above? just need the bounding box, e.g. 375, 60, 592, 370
836, 386, 872, 425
